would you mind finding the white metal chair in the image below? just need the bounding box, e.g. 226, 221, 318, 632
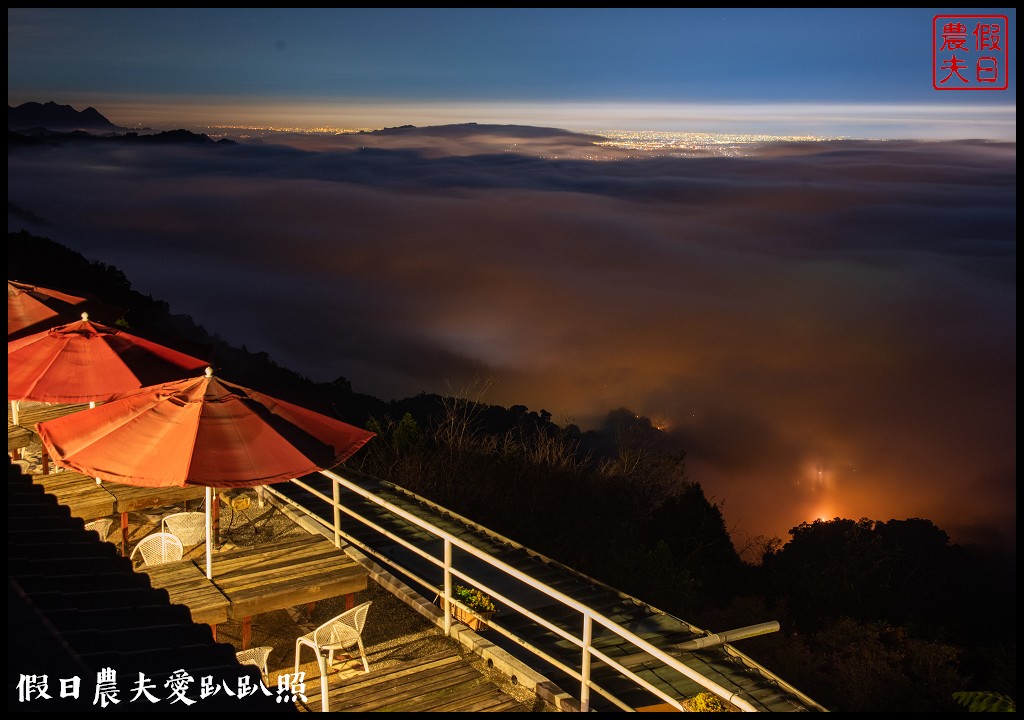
130, 532, 184, 567
294, 600, 372, 675
161, 511, 207, 547
84, 518, 113, 541
236, 645, 273, 684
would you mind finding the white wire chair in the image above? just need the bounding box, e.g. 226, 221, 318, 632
130, 532, 184, 567
236, 646, 274, 684
294, 600, 372, 675
84, 518, 113, 541
161, 511, 207, 547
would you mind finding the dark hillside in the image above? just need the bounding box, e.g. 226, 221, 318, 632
8, 100, 126, 133
7, 229, 1015, 711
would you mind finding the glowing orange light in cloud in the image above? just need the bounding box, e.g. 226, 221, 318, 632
812, 506, 834, 523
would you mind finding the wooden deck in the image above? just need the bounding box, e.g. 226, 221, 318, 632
296, 650, 540, 712
8, 461, 290, 713
27, 470, 369, 646
15, 464, 553, 713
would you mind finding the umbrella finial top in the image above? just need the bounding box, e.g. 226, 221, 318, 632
81, 312, 89, 321
205, 366, 213, 378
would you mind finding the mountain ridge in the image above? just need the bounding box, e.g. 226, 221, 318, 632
8, 100, 128, 133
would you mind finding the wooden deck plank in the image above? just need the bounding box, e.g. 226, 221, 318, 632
321, 653, 460, 694
329, 664, 480, 711
399, 682, 501, 712
425, 684, 527, 712
322, 670, 527, 713
298, 649, 534, 713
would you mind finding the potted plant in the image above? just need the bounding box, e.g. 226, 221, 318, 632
443, 584, 496, 631
682, 691, 732, 712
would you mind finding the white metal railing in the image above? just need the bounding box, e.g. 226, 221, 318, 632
275, 469, 760, 713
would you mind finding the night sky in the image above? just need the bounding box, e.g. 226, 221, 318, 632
7, 9, 1016, 553
7, 8, 1016, 138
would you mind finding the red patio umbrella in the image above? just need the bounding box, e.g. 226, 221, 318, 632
8, 280, 89, 340
37, 367, 376, 577
8, 312, 209, 408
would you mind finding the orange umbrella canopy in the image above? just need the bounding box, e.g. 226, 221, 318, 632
8, 280, 89, 339
8, 313, 209, 404
37, 369, 376, 489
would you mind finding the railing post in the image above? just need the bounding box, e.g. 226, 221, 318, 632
332, 475, 341, 549
581, 613, 593, 712
443, 539, 453, 634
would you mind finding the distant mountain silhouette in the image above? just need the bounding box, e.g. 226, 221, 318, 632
128, 128, 235, 145
8, 101, 128, 133
8, 127, 236, 147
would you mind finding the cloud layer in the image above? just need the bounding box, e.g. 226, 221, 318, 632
8, 128, 1016, 551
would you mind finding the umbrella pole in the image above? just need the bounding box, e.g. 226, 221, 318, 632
11, 400, 19, 426
205, 487, 213, 579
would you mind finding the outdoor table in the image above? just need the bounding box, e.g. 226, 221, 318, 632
144, 559, 232, 628
31, 471, 207, 554
8, 423, 33, 453
144, 533, 369, 649
208, 534, 369, 649
32, 471, 118, 521
98, 481, 208, 555
9, 402, 90, 472
8, 401, 91, 428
